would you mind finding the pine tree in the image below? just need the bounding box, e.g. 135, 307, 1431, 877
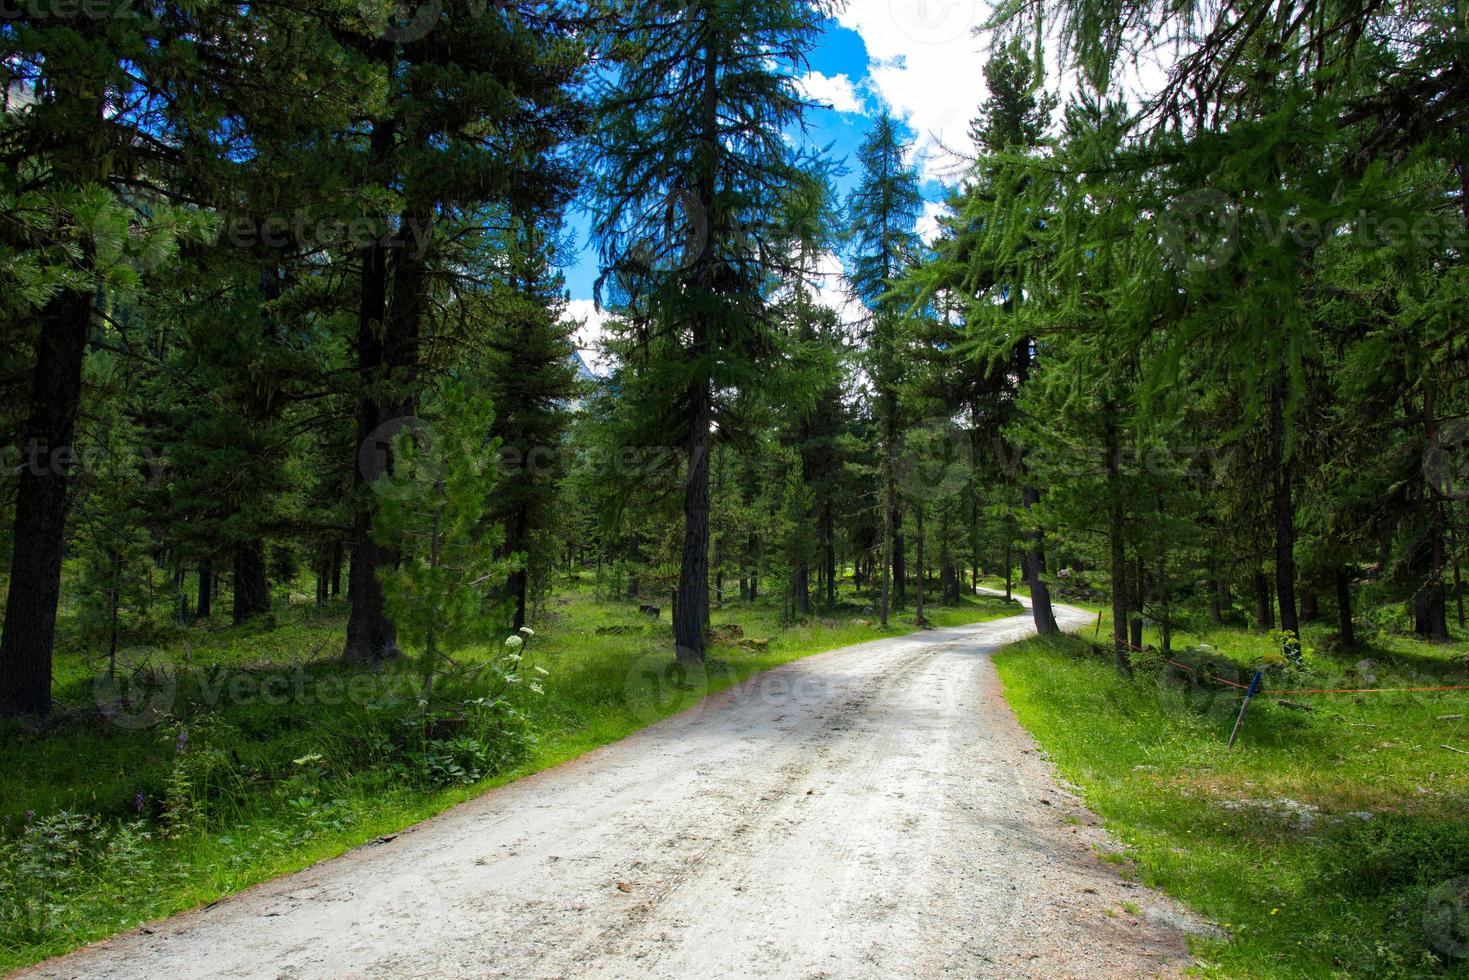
374, 380, 514, 703
845, 114, 924, 628
591, 0, 828, 662
481, 215, 579, 630
341, 0, 584, 663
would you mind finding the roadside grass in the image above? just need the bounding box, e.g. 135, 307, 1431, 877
993, 618, 1469, 979
0, 579, 1018, 973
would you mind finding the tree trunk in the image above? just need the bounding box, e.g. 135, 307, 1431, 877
914, 504, 926, 626
1300, 591, 1318, 621
1270, 374, 1300, 636
507, 509, 529, 631
1422, 389, 1450, 641
343, 134, 400, 662
0, 288, 94, 718
330, 541, 342, 598
1103, 403, 1131, 673
824, 504, 836, 610
1128, 557, 1145, 651
746, 534, 758, 602
1021, 484, 1059, 634
893, 525, 906, 608
880, 461, 894, 627
1208, 574, 1223, 625
1335, 567, 1356, 646
232, 539, 271, 624
673, 381, 712, 663
1003, 535, 1013, 601
792, 562, 810, 616
1254, 570, 1274, 631
1456, 559, 1466, 630
197, 558, 213, 620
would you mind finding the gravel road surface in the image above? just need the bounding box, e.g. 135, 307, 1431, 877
25, 600, 1211, 979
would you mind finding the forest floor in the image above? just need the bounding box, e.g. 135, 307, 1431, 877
1, 577, 1023, 973
16, 599, 1221, 979
994, 615, 1469, 978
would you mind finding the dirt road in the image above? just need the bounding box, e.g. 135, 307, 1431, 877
27, 601, 1210, 978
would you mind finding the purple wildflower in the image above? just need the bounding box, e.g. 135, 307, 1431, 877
134, 791, 146, 814
175, 730, 188, 753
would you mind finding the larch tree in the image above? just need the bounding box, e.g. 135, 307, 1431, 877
591, 0, 829, 662
845, 113, 924, 628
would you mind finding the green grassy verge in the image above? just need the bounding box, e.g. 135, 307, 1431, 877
0, 582, 1019, 973
993, 621, 1469, 979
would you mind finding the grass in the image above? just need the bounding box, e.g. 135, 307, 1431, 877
993, 614, 1469, 979
0, 576, 1019, 973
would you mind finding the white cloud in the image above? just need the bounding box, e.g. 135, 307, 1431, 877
916, 199, 948, 244
837, 0, 990, 181
809, 250, 869, 328
795, 70, 868, 116
563, 299, 615, 376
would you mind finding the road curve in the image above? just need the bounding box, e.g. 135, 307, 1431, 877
25, 601, 1210, 979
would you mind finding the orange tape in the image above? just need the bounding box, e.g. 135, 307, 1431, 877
1161, 657, 1469, 696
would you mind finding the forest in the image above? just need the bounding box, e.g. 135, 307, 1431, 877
1, 0, 1467, 975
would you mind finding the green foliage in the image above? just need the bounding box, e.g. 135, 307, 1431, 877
373, 381, 515, 701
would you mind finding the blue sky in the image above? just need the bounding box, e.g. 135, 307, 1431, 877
563, 0, 999, 368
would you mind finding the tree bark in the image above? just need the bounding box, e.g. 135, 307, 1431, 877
880, 458, 894, 627
1103, 402, 1131, 673
673, 378, 712, 662
914, 504, 926, 626
330, 541, 342, 598
1254, 569, 1275, 631
824, 504, 836, 610
345, 174, 429, 662
1270, 374, 1299, 636
1456, 558, 1466, 630
1421, 389, 1450, 641
0, 288, 94, 718
1335, 567, 1355, 646
1021, 484, 1059, 634
342, 218, 399, 661
232, 539, 271, 624
792, 562, 810, 616
507, 509, 529, 631
893, 525, 906, 608
197, 558, 213, 620
1003, 535, 1013, 601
